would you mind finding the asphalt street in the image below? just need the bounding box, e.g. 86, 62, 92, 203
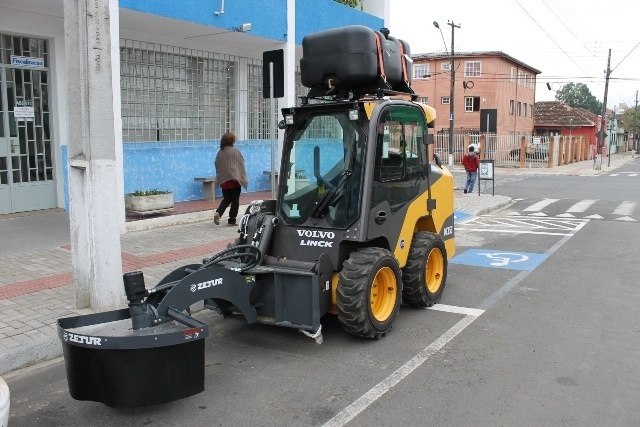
4, 157, 639, 426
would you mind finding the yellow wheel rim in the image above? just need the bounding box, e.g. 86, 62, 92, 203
370, 266, 398, 322
425, 247, 444, 294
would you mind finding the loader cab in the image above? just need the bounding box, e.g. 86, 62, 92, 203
278, 102, 367, 229
273, 99, 439, 266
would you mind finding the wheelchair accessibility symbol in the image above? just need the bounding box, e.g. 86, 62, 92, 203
479, 252, 528, 267
450, 249, 547, 271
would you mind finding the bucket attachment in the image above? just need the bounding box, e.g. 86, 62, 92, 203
58, 308, 207, 408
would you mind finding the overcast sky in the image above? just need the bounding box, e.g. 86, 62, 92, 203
389, 0, 640, 111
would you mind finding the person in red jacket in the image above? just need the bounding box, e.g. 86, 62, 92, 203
461, 144, 479, 194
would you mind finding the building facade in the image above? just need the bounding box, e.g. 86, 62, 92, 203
533, 101, 600, 157
0, 0, 389, 215
411, 51, 540, 139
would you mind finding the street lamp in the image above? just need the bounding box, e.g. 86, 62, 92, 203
432, 21, 448, 52
433, 20, 461, 166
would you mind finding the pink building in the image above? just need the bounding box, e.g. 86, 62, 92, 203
411, 52, 541, 137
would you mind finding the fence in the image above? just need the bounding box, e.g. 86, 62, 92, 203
433, 134, 590, 169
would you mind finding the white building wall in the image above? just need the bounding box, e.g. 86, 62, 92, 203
0, 6, 68, 209
362, 0, 390, 25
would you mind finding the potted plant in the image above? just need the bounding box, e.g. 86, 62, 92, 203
125, 189, 174, 213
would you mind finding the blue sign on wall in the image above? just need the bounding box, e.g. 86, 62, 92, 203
450, 249, 548, 271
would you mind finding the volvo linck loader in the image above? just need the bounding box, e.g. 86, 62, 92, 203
57, 25, 456, 407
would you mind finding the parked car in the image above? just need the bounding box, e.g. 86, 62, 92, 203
509, 143, 548, 160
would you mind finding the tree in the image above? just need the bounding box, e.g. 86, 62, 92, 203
623, 106, 640, 149
555, 83, 603, 115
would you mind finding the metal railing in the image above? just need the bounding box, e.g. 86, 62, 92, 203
434, 134, 552, 168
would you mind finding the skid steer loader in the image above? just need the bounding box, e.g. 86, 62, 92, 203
57, 25, 456, 408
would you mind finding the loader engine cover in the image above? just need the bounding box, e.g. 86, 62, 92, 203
300, 25, 412, 93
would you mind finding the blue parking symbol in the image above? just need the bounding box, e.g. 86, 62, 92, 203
450, 249, 548, 271
454, 211, 473, 224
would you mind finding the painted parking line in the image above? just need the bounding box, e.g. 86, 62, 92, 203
323, 213, 585, 426
450, 249, 548, 271
428, 304, 485, 317
322, 313, 481, 427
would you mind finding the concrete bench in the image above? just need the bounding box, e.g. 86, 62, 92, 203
194, 177, 216, 201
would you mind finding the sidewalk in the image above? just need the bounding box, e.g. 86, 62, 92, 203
0, 153, 633, 375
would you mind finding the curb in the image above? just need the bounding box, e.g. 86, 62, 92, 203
0, 336, 61, 376
124, 203, 253, 232
468, 196, 513, 217
125, 210, 213, 233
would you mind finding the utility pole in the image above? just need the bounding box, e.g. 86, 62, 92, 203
598, 49, 611, 156
634, 90, 639, 153
447, 20, 461, 167
608, 111, 615, 167
64, 0, 125, 310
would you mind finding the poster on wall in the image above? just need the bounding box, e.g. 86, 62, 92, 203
14, 99, 34, 121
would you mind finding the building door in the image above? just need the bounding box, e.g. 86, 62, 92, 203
0, 34, 55, 214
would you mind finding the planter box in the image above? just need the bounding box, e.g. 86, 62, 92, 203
125, 193, 174, 214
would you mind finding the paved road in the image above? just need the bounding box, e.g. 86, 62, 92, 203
5, 157, 639, 426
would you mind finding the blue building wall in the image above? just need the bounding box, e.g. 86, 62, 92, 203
295, 0, 384, 43
120, 0, 288, 41
61, 139, 347, 210
121, 140, 279, 201
119, 0, 383, 44
58, 1, 383, 210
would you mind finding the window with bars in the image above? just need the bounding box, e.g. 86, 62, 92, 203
413, 63, 429, 79
119, 39, 236, 143
246, 61, 277, 139
464, 61, 481, 77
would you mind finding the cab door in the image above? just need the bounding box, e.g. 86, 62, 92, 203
367, 105, 429, 251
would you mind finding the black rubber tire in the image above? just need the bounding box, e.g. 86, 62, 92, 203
402, 232, 447, 307
337, 247, 402, 339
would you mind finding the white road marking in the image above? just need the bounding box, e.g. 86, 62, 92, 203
615, 216, 637, 222
457, 216, 588, 236
584, 214, 604, 219
566, 199, 597, 213
456, 228, 575, 236
322, 208, 590, 426
630, 173, 638, 177
610, 174, 619, 177
612, 201, 636, 216
428, 304, 485, 317
322, 315, 479, 427
523, 198, 559, 212
528, 212, 548, 217
556, 213, 575, 217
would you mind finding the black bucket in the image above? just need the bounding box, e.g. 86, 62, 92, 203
58, 308, 207, 408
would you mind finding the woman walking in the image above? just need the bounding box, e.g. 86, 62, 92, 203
214, 132, 248, 226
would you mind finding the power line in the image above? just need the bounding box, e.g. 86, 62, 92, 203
540, 0, 599, 61
612, 40, 640, 72
512, 0, 591, 75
